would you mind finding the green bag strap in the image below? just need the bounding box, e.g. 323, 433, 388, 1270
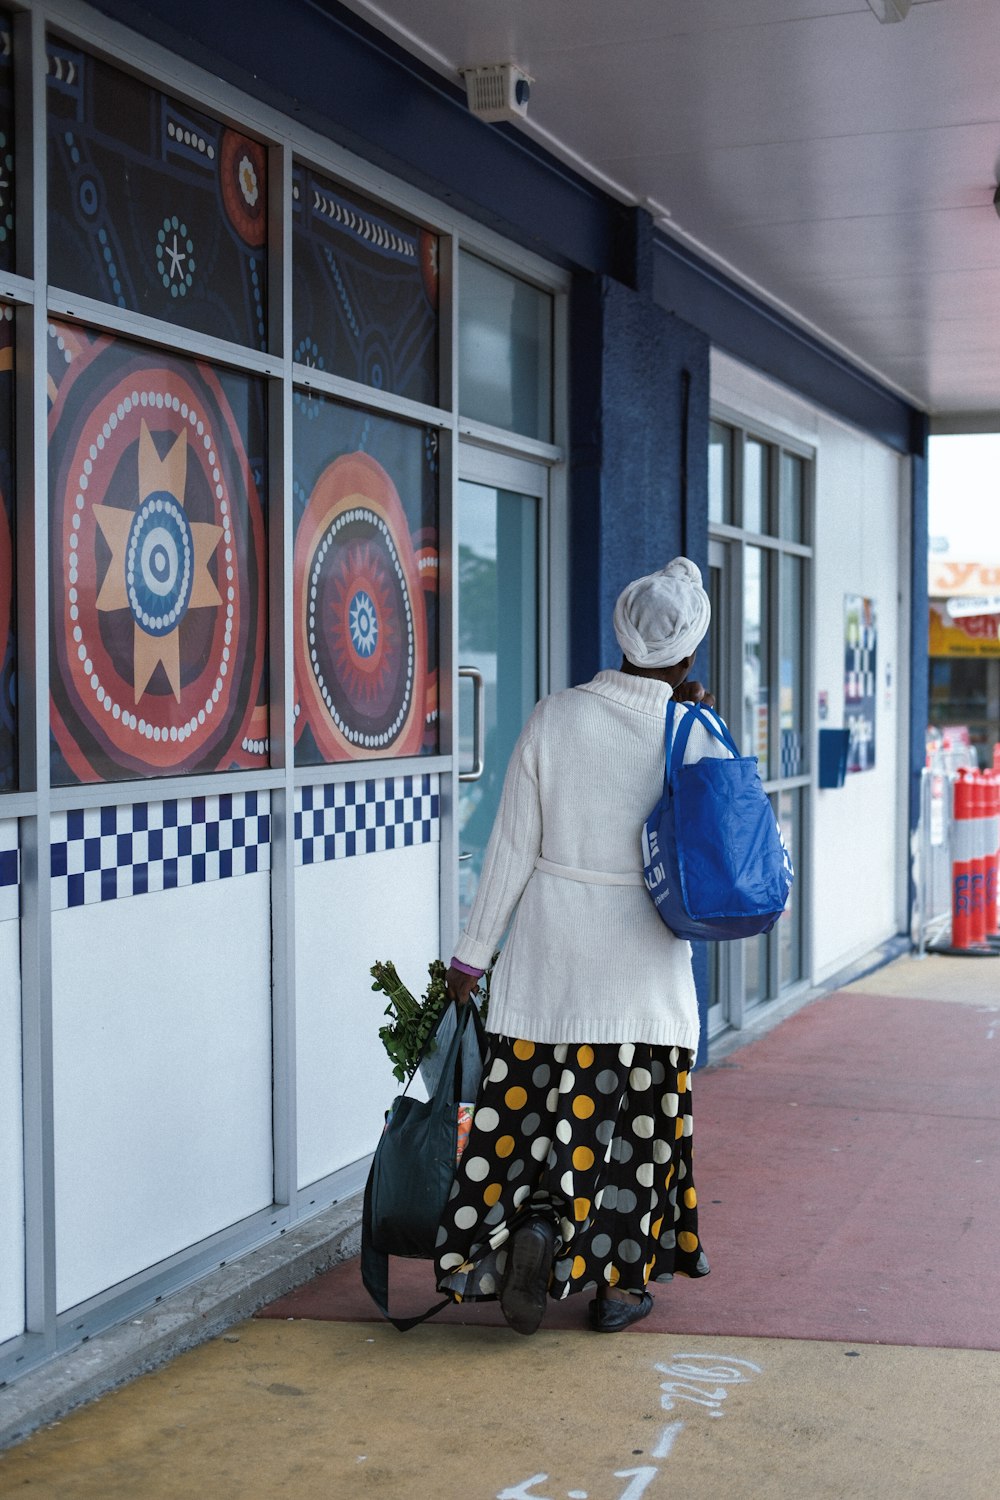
361, 1174, 455, 1332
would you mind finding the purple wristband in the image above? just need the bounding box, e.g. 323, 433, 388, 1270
450, 957, 485, 978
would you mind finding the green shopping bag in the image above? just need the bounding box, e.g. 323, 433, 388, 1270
362, 999, 486, 1330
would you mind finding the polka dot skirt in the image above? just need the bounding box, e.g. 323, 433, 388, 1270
434, 1037, 709, 1303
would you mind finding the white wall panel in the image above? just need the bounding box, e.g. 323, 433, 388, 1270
712, 351, 906, 984
51, 874, 272, 1313
295, 840, 440, 1189
0, 908, 23, 1344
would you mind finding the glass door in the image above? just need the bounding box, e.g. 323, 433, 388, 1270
455, 450, 548, 926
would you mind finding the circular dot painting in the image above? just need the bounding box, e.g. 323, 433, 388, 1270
48, 326, 268, 782
294, 451, 426, 760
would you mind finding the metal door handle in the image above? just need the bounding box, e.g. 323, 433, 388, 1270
458, 665, 485, 782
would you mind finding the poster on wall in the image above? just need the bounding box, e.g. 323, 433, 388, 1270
46, 37, 267, 350
0, 303, 13, 791
48, 322, 269, 784
844, 593, 876, 773
293, 394, 438, 764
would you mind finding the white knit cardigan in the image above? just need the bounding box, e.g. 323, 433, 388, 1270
453, 669, 732, 1053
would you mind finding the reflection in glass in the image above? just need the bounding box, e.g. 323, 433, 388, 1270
47, 41, 268, 348
780, 451, 805, 543
457, 481, 539, 924
0, 303, 13, 789
744, 931, 767, 1008
743, 438, 768, 534
293, 395, 439, 764
459, 253, 552, 442
779, 553, 804, 777
0, 11, 14, 275
778, 789, 802, 988
293, 165, 438, 407
708, 422, 732, 525
743, 547, 769, 770
48, 324, 269, 784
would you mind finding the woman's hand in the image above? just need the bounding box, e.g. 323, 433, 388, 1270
445, 966, 480, 1007
673, 679, 716, 709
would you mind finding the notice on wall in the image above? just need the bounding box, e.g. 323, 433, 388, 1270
844, 594, 876, 773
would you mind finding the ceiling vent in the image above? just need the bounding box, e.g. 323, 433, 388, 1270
866, 0, 912, 20
462, 63, 532, 123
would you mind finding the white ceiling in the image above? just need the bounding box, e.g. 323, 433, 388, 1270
337, 0, 1000, 422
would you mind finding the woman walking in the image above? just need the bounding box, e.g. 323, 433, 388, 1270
435, 557, 730, 1334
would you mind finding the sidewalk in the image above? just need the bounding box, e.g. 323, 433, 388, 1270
2, 952, 999, 1498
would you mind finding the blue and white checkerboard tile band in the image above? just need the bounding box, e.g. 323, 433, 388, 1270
780, 730, 803, 779
50, 793, 271, 912
0, 820, 18, 925
295, 774, 440, 867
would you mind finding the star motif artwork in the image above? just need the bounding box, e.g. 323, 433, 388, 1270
165, 233, 187, 281
93, 422, 222, 703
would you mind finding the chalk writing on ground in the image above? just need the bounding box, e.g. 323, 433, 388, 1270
496, 1350, 762, 1499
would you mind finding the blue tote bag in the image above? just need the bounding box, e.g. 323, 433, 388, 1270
642, 698, 793, 942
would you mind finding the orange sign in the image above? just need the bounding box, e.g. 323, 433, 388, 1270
929, 559, 1000, 597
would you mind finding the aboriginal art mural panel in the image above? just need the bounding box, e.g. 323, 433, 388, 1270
293, 394, 438, 764
48, 322, 268, 784
293, 164, 438, 408
0, 12, 14, 275
0, 304, 13, 791
47, 40, 267, 350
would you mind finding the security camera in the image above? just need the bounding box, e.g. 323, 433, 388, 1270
462, 64, 532, 123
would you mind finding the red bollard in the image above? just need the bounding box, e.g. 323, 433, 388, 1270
987, 771, 1000, 940
970, 772, 988, 947
951, 771, 976, 949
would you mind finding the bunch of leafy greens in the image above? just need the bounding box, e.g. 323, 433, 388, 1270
371, 957, 494, 1083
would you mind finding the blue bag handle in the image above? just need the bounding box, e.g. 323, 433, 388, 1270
664, 698, 740, 792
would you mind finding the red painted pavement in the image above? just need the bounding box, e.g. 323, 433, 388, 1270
259, 990, 1000, 1348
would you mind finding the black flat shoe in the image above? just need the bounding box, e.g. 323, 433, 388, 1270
500, 1218, 556, 1336
588, 1290, 654, 1333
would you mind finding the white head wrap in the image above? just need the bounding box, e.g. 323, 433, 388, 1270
613, 556, 711, 669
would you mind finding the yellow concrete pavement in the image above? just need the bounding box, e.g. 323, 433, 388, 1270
2, 1318, 998, 1500
843, 950, 1000, 1006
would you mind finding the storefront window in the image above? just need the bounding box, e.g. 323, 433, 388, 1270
743, 437, 769, 534
780, 450, 805, 544
459, 252, 552, 442
48, 323, 269, 783
708, 421, 733, 526
292, 393, 438, 764
743, 545, 770, 769
777, 788, 802, 988
293, 164, 439, 408
780, 553, 804, 776
47, 41, 268, 348
0, 302, 13, 790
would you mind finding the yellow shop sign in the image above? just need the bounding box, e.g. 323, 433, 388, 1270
929, 601, 1000, 657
